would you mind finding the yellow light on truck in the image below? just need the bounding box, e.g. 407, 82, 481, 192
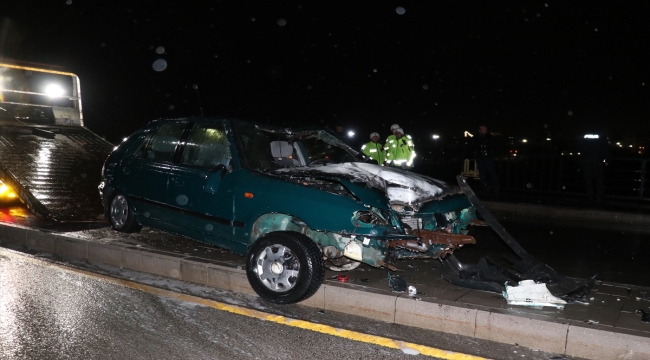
0, 181, 17, 199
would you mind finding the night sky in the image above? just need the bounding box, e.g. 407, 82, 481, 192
3, 1, 650, 144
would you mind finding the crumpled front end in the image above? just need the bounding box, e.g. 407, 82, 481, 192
386, 194, 483, 262
269, 163, 484, 270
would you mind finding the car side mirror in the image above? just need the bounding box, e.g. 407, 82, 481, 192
209, 164, 228, 178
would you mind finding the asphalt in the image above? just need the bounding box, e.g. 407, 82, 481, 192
1, 199, 649, 360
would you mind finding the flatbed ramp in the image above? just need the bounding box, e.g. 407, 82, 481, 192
0, 125, 114, 222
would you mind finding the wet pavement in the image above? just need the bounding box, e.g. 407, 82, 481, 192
1, 248, 443, 360
3, 245, 586, 360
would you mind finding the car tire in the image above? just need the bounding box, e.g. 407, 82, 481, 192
108, 192, 142, 233
246, 232, 324, 304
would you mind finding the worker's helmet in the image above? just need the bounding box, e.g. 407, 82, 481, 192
370, 132, 380, 139
390, 124, 400, 131
395, 128, 404, 135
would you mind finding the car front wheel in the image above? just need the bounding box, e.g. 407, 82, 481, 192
109, 193, 142, 233
246, 232, 324, 304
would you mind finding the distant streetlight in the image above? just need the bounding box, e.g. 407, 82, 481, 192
347, 131, 355, 138
522, 139, 528, 143
546, 138, 551, 141
432, 134, 440, 140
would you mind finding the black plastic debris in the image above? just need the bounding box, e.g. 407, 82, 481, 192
441, 177, 595, 301
387, 273, 407, 293
636, 309, 650, 323
440, 255, 517, 293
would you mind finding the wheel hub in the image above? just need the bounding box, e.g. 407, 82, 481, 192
110, 195, 128, 227
270, 261, 284, 275
255, 244, 300, 292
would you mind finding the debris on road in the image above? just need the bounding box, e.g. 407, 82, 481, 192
636, 309, 650, 323
502, 280, 567, 309
387, 273, 407, 292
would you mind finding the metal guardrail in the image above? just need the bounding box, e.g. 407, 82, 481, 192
459, 155, 650, 201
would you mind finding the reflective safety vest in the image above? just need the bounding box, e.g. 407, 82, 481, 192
385, 134, 416, 167
361, 141, 386, 164
384, 134, 396, 151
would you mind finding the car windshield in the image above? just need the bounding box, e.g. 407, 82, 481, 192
235, 122, 361, 171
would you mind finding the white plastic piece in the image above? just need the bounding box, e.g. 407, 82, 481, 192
408, 285, 417, 296
343, 242, 363, 261
502, 280, 567, 309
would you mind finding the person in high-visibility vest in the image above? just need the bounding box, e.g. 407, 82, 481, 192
385, 127, 415, 169
384, 124, 400, 154
361, 132, 386, 165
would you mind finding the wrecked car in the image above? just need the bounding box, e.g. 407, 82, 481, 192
99, 118, 590, 305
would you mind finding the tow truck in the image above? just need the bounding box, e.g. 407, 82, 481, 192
0, 62, 114, 221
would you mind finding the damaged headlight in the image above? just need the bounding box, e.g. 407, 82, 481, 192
390, 203, 416, 214
352, 208, 392, 226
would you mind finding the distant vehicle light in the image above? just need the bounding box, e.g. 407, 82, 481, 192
45, 84, 65, 97
432, 134, 440, 140
522, 139, 528, 143
584, 134, 599, 139
546, 138, 551, 141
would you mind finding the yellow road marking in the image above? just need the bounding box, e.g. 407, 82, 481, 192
2, 248, 488, 360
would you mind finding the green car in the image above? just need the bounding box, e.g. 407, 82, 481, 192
99, 118, 483, 304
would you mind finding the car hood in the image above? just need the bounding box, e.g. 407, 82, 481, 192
272, 162, 460, 208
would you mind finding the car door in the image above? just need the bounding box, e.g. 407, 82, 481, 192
120, 122, 188, 225
167, 121, 239, 249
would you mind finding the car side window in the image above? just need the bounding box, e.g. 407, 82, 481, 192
143, 123, 187, 162
129, 133, 152, 159
181, 123, 231, 168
